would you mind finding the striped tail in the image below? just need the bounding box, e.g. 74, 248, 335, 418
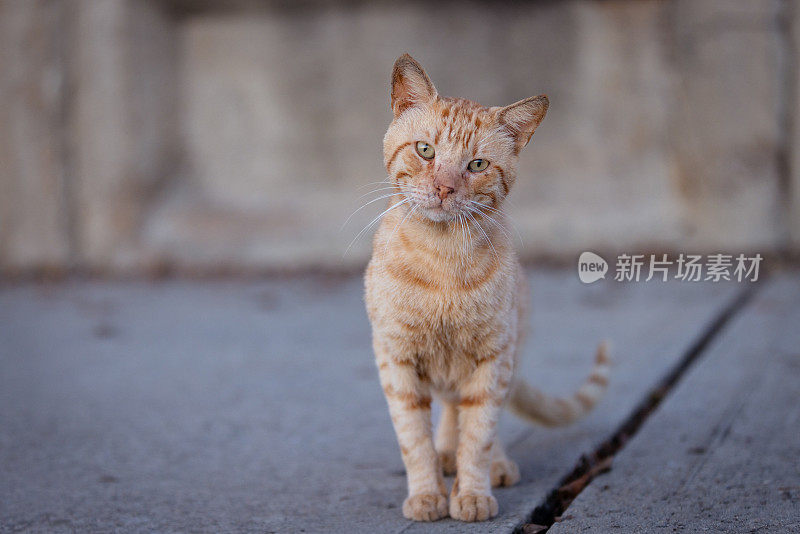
507, 342, 611, 427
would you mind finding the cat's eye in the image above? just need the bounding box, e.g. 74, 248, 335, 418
415, 141, 435, 160
468, 159, 489, 173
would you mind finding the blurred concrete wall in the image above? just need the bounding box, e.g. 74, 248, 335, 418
1, 0, 799, 274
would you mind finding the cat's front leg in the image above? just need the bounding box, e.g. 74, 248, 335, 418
376, 350, 447, 521
450, 357, 512, 521
434, 399, 458, 475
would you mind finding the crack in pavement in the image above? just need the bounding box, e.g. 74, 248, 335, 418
513, 282, 761, 533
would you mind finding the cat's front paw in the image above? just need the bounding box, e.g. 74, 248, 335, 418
438, 450, 456, 476
490, 458, 520, 487
449, 493, 498, 522
402, 493, 448, 521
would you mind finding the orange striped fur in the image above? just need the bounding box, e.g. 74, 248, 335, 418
365, 54, 610, 522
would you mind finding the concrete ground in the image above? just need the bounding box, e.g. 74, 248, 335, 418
548, 275, 800, 534
0, 270, 796, 533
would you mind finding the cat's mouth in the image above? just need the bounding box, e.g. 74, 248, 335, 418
417, 199, 464, 223
420, 206, 451, 223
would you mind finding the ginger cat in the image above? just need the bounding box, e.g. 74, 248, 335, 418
364, 54, 609, 522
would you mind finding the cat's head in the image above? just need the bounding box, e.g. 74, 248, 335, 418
383, 53, 548, 223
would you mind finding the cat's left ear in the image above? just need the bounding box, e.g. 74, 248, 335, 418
390, 53, 438, 118
497, 95, 549, 152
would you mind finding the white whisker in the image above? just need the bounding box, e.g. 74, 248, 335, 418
344, 197, 410, 257
465, 210, 498, 261
341, 192, 404, 231
468, 200, 523, 246
353, 186, 401, 202
383, 204, 417, 258
468, 199, 502, 214
354, 180, 393, 192
464, 211, 473, 250
475, 131, 492, 148
455, 214, 463, 256
458, 214, 470, 261
465, 205, 512, 244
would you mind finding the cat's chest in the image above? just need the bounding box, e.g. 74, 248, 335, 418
407, 299, 516, 392
397, 282, 507, 329
398, 288, 514, 357
366, 260, 518, 391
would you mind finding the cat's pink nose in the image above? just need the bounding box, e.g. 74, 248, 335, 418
436, 184, 455, 200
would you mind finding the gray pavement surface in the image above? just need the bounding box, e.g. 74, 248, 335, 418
0, 270, 758, 533
549, 275, 800, 534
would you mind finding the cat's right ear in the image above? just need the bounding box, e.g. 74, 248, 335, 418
390, 54, 437, 118
496, 95, 549, 152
